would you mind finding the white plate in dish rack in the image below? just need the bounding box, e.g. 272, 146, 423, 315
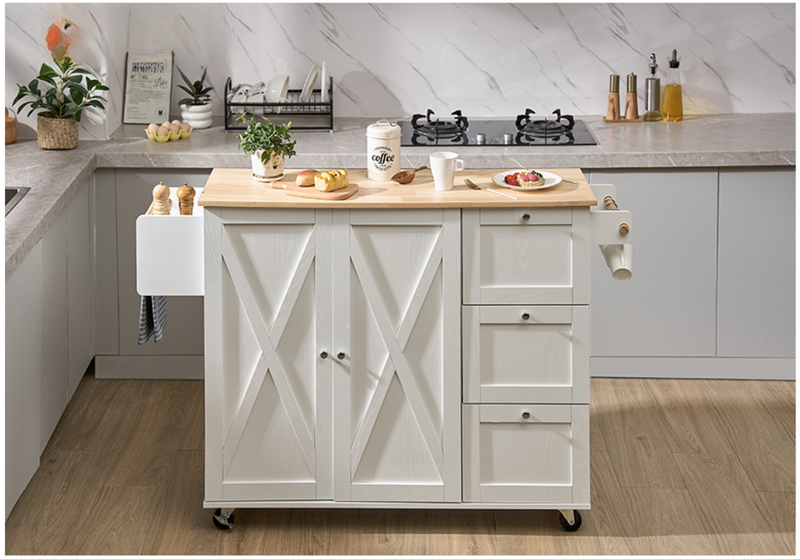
492, 170, 563, 190
299, 62, 319, 103
320, 60, 329, 102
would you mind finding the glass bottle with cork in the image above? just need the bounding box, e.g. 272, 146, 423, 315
662, 49, 683, 122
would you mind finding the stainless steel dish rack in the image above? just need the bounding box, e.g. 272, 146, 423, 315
224, 77, 333, 131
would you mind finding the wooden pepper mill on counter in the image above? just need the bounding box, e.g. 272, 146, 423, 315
606, 74, 621, 120
177, 183, 196, 215
150, 181, 172, 215
624, 72, 639, 120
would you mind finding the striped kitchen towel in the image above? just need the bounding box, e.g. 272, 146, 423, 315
138, 295, 168, 344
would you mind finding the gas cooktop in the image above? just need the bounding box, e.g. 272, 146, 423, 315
397, 108, 597, 147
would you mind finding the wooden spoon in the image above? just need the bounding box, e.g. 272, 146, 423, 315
391, 165, 428, 184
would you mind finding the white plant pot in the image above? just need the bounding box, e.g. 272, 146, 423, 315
251, 151, 284, 180
180, 103, 212, 129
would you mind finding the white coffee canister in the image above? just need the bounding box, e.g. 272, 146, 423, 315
366, 119, 401, 181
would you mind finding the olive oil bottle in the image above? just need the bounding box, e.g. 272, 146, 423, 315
662, 49, 683, 122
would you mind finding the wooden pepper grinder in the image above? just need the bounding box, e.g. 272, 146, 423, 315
177, 183, 196, 215
625, 72, 639, 120
606, 74, 621, 120
151, 181, 172, 215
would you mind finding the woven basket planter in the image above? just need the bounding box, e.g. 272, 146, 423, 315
37, 113, 79, 150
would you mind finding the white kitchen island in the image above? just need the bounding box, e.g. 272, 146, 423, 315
197, 168, 612, 531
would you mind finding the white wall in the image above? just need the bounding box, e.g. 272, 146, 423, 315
6, 3, 796, 139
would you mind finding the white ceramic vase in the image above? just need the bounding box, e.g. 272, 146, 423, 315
251, 151, 284, 180
180, 102, 212, 129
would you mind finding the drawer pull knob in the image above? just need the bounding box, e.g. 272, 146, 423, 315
337, 351, 346, 360
522, 411, 531, 419
521, 212, 531, 222
521, 312, 530, 321
320, 351, 328, 359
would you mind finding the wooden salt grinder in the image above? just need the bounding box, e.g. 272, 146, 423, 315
606, 74, 621, 120
177, 183, 196, 215
625, 72, 639, 120
151, 181, 172, 215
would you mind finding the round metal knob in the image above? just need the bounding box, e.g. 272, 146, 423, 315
619, 223, 630, 235
521, 212, 531, 222
521, 312, 530, 321
522, 411, 531, 419
320, 351, 328, 359
337, 351, 346, 360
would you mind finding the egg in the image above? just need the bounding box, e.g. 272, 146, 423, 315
179, 122, 191, 131
171, 119, 182, 127
147, 123, 159, 133
161, 120, 171, 128
168, 123, 180, 133
157, 125, 169, 136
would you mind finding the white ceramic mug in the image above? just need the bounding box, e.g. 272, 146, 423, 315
429, 151, 466, 191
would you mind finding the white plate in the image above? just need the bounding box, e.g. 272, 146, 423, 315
299, 62, 319, 103
492, 170, 563, 190
320, 60, 329, 103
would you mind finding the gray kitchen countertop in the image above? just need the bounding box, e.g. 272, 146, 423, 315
5, 113, 795, 278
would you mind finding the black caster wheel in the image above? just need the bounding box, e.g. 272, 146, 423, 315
212, 508, 235, 530
558, 510, 582, 532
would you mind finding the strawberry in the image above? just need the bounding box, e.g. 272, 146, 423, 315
505, 173, 518, 186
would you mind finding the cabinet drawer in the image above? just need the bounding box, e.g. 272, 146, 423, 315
463, 208, 589, 305
463, 404, 589, 504
463, 306, 589, 404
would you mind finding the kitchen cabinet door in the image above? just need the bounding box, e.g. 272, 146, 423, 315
333, 209, 461, 502
589, 169, 718, 357
717, 167, 795, 357
204, 208, 332, 502
40, 204, 69, 455
5, 242, 43, 519
67, 180, 93, 397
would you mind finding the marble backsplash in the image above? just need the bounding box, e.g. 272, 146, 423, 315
5, 3, 796, 139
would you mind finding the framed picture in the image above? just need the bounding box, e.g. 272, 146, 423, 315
123, 51, 173, 124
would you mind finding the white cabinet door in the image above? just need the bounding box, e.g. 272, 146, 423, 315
205, 208, 332, 502
589, 169, 718, 357
463, 305, 589, 404
67, 180, 93, 397
463, 404, 589, 504
333, 209, 461, 502
718, 167, 795, 358
463, 208, 590, 305
5, 242, 43, 519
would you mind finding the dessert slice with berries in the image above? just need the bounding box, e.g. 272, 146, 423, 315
505, 170, 545, 187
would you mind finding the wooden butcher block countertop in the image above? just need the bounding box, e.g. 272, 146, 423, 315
198, 168, 598, 208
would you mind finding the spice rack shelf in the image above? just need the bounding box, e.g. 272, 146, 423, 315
224, 76, 333, 131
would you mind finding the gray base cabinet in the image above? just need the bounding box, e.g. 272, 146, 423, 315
94, 169, 210, 379
5, 178, 93, 519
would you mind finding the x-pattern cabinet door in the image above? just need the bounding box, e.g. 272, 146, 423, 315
204, 208, 333, 502
332, 209, 461, 502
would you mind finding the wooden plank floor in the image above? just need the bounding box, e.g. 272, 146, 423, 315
6, 370, 795, 555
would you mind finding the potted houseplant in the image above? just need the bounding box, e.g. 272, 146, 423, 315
13, 57, 108, 150
177, 66, 213, 129
236, 115, 297, 180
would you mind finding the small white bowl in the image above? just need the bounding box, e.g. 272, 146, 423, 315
266, 75, 289, 114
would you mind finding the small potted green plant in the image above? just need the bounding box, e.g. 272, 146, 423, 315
236, 115, 297, 180
13, 57, 109, 150
177, 66, 213, 129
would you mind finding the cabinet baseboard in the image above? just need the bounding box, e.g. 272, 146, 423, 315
591, 356, 796, 380
95, 355, 204, 379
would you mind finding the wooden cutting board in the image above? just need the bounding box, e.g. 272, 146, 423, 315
283, 181, 359, 201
